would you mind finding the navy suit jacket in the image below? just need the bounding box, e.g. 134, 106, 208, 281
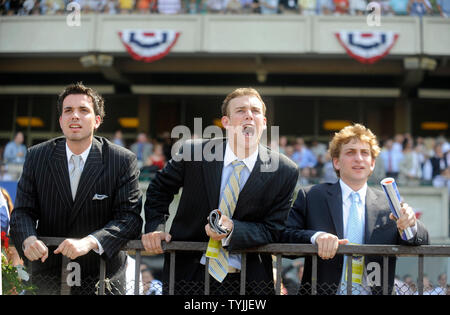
283, 181, 429, 295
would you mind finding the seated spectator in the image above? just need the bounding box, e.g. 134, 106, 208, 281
333, 0, 349, 13
398, 139, 422, 186
185, 0, 206, 13
118, 0, 135, 13
320, 152, 338, 184
432, 167, 450, 195
279, 0, 300, 13
158, 0, 181, 13
130, 132, 153, 169
145, 142, 166, 170
423, 143, 447, 181
103, 0, 119, 13
316, 0, 334, 15
141, 267, 162, 295
206, 0, 227, 12
407, 0, 432, 16
389, 0, 409, 15
4, 132, 27, 180
226, 0, 243, 13
240, 0, 254, 12
0, 163, 13, 181
111, 129, 125, 147
349, 0, 366, 14
437, 0, 450, 16
380, 138, 404, 180
291, 137, 317, 169
299, 0, 316, 14
259, 0, 279, 13
21, 0, 36, 15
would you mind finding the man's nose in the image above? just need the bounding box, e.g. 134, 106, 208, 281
354, 152, 363, 161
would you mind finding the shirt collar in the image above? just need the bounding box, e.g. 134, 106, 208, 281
339, 179, 367, 203
66, 142, 92, 165
224, 142, 258, 172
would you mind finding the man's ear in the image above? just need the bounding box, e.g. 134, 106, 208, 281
332, 157, 340, 171
221, 116, 229, 129
94, 115, 102, 130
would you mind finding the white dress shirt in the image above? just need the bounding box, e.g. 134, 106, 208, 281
201, 142, 258, 270
65, 143, 104, 255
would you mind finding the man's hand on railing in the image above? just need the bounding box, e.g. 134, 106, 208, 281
315, 233, 349, 260
22, 236, 48, 263
53, 237, 98, 260
141, 231, 172, 255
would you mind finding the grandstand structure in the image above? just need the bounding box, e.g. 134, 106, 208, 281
0, 14, 449, 147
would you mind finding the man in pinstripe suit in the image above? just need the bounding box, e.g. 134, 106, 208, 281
141, 88, 298, 294
10, 83, 143, 294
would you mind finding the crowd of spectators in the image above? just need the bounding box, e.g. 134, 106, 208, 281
1, 0, 450, 17
271, 133, 450, 190
1, 130, 449, 190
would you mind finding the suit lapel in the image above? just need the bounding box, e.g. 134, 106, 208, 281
48, 138, 73, 213
326, 182, 344, 239
364, 186, 381, 243
234, 145, 273, 214
68, 137, 104, 227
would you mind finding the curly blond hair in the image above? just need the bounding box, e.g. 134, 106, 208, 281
328, 123, 380, 177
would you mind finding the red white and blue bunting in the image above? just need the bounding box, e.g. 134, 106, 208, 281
335, 31, 399, 64
118, 30, 180, 63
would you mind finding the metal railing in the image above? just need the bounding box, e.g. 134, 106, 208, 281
36, 237, 450, 295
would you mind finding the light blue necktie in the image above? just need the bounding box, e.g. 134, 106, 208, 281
340, 192, 365, 294
347, 192, 364, 244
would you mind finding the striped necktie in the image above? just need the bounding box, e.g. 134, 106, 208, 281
207, 160, 246, 283
340, 191, 365, 294
70, 155, 82, 200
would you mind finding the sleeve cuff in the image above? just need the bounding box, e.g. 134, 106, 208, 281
88, 235, 104, 255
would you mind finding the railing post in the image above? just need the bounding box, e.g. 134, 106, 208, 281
204, 257, 210, 295
311, 255, 317, 295
418, 255, 424, 295
98, 258, 106, 295
169, 251, 176, 295
346, 255, 352, 295
240, 253, 246, 295
382, 256, 389, 295
275, 254, 282, 295
134, 250, 141, 295
60, 256, 71, 295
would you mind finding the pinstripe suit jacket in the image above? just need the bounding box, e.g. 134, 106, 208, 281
10, 136, 143, 292
144, 138, 298, 293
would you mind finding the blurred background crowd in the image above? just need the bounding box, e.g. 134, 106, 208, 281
1, 130, 449, 192
1, 0, 450, 18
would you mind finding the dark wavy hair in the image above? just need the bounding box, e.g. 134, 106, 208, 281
57, 82, 105, 123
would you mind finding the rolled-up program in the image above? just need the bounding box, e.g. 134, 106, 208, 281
208, 209, 229, 235
380, 177, 414, 240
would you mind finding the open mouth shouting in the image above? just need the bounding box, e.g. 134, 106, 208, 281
242, 125, 255, 137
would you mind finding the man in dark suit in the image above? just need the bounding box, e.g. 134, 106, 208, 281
283, 123, 428, 295
10, 83, 143, 295
141, 88, 298, 295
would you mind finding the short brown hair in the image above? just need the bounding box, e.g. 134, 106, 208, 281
57, 82, 105, 122
221, 87, 266, 117
328, 123, 380, 177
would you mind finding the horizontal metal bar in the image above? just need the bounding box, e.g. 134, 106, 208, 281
38, 237, 450, 256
